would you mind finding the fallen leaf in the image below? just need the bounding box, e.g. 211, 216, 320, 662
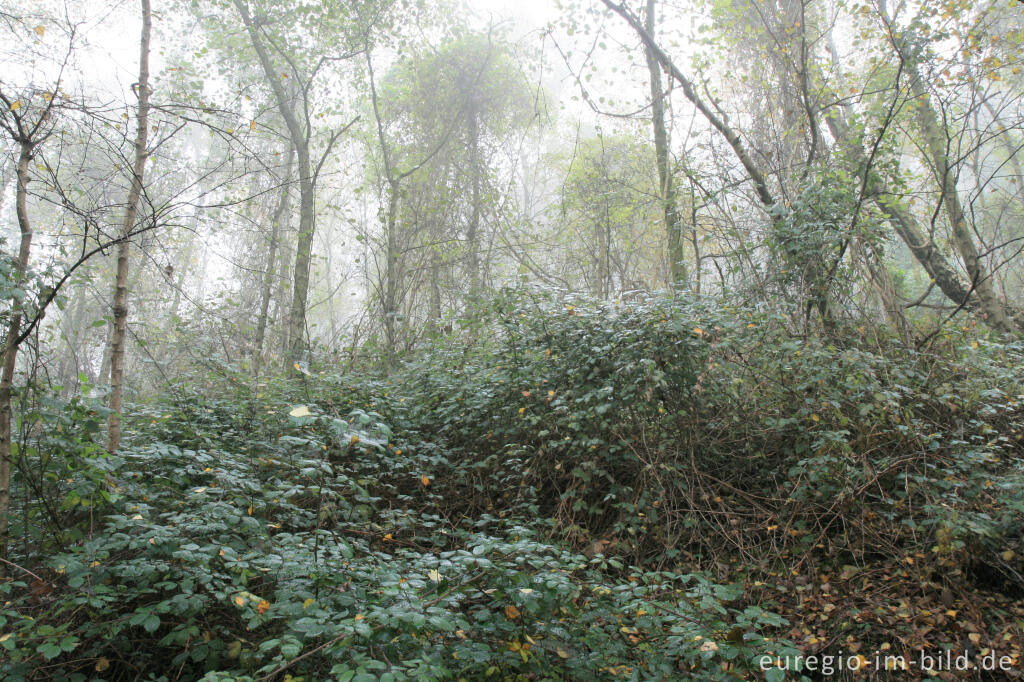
95, 657, 110, 672
420, 475, 431, 487
504, 604, 521, 620
257, 599, 270, 614
288, 405, 312, 418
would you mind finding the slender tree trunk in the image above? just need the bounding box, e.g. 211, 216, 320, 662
234, 0, 316, 366
254, 145, 295, 376
382, 182, 401, 362
823, 110, 983, 316
905, 73, 1013, 332
0, 141, 37, 576
107, 0, 152, 454
466, 109, 482, 298
644, 0, 686, 288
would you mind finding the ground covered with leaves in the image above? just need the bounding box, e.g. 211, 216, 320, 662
2, 289, 1024, 681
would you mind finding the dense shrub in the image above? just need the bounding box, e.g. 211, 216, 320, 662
3, 288, 1022, 680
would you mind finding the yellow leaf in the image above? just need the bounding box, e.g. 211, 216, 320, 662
95, 657, 110, 672
303, 598, 315, 609
383, 533, 393, 541
349, 435, 360, 445
420, 475, 431, 487
699, 639, 719, 652
132, 514, 143, 520
226, 640, 242, 658
288, 405, 311, 418
693, 327, 703, 335
257, 599, 270, 614
969, 632, 982, 645
249, 120, 256, 131
504, 604, 521, 620
354, 613, 364, 621
34, 25, 45, 36
0, 634, 10, 643
428, 569, 442, 582
247, 506, 253, 515
811, 414, 820, 422
9, 101, 21, 111
233, 595, 245, 607
519, 588, 534, 594
556, 648, 569, 659
1001, 550, 1015, 561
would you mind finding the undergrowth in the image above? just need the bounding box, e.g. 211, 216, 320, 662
2, 288, 1023, 680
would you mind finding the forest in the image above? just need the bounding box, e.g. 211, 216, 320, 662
1, 0, 1023, 679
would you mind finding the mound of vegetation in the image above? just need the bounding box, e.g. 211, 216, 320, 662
2, 289, 1023, 680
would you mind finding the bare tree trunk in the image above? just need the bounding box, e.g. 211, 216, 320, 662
644, 0, 686, 288
905, 74, 1013, 332
254, 145, 295, 376
466, 108, 482, 299
382, 182, 401, 362
234, 0, 316, 367
873, 5, 1015, 333
107, 0, 152, 454
0, 141, 37, 576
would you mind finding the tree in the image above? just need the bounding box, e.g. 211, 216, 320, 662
362, 30, 539, 357
232, 0, 358, 368
106, 0, 153, 454
643, 0, 687, 287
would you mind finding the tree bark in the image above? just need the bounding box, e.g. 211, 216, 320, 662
234, 0, 316, 366
0, 140, 37, 575
106, 0, 152, 454
644, 0, 687, 287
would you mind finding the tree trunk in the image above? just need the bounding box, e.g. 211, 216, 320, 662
823, 110, 984, 317
0, 140, 37, 576
254, 145, 295, 376
234, 0, 316, 366
644, 0, 687, 288
106, 0, 152, 454
905, 72, 1014, 332
466, 108, 482, 299
382, 181, 401, 362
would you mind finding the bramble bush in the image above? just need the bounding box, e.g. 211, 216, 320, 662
2, 287, 1022, 680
